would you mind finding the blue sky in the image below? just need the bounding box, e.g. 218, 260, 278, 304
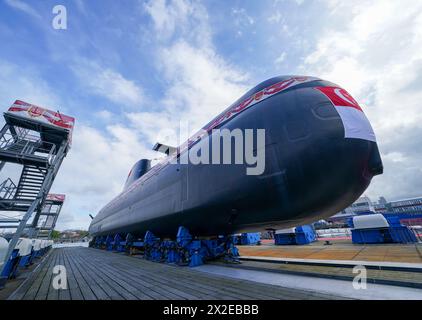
1, 0, 422, 230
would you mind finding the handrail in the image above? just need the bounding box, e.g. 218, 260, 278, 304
0, 178, 17, 200
0, 132, 57, 163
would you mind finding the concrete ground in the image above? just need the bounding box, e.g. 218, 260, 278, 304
196, 264, 422, 300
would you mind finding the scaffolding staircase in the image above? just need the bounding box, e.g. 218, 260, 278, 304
32, 194, 65, 239
0, 194, 65, 238
15, 165, 48, 202
0, 100, 74, 275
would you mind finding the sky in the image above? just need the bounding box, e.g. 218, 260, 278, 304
0, 0, 421, 231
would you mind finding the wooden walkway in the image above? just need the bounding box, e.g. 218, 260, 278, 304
239, 242, 422, 263
8, 247, 342, 300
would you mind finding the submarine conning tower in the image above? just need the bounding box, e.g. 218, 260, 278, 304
124, 159, 151, 190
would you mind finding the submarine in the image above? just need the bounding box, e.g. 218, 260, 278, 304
89, 75, 383, 238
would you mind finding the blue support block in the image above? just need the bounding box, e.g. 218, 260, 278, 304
275, 225, 316, 245
144, 231, 159, 244
202, 239, 220, 256
352, 226, 417, 244
144, 231, 162, 261
1, 249, 20, 279
131, 241, 144, 248
105, 235, 113, 251
231, 235, 240, 245
240, 233, 261, 245
97, 236, 106, 248
189, 254, 203, 267
33, 250, 41, 259
166, 247, 181, 264
104, 226, 241, 267
159, 240, 180, 264
175, 226, 240, 266
188, 241, 203, 267
176, 226, 193, 247
295, 225, 317, 245
228, 240, 240, 258
352, 229, 384, 244
113, 234, 121, 250
125, 233, 133, 245
389, 226, 418, 243
28, 250, 37, 265
92, 237, 99, 248
117, 241, 127, 252
125, 233, 143, 253
18, 254, 32, 268
352, 215, 418, 244
232, 246, 239, 257
112, 234, 127, 252
220, 236, 240, 263
274, 233, 296, 245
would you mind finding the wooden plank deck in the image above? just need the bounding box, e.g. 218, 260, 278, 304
7, 247, 342, 300
239, 242, 422, 263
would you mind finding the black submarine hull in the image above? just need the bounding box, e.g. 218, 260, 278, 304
89, 76, 383, 238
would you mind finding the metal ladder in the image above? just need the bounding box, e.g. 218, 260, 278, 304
14, 165, 47, 202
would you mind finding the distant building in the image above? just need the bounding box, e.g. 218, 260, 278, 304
349, 196, 374, 214
59, 229, 89, 241
378, 196, 388, 205
329, 196, 374, 223
329, 195, 422, 224
375, 196, 422, 215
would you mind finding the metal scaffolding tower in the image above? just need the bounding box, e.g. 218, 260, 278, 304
0, 100, 74, 275
0, 194, 65, 237
32, 194, 65, 239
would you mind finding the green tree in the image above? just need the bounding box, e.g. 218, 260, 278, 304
50, 230, 61, 239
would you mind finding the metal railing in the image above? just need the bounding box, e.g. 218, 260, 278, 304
0, 178, 17, 200
0, 131, 57, 164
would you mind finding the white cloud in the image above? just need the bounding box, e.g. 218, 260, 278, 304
72, 61, 143, 107
144, 0, 210, 44
0, 60, 150, 230
275, 52, 287, 64
96, 109, 114, 121
383, 152, 408, 164
52, 123, 156, 230
4, 0, 41, 20
268, 11, 283, 24
300, 0, 422, 200
125, 41, 249, 143
144, 0, 190, 34
94, 69, 143, 105
158, 41, 248, 127
126, 111, 178, 146
232, 8, 255, 26
0, 60, 60, 109
141, 0, 251, 138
